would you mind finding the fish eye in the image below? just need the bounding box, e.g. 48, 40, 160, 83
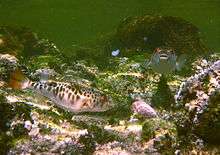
169, 49, 175, 54
155, 48, 161, 53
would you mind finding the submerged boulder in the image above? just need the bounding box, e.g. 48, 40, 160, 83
109, 15, 209, 58
131, 98, 157, 118
0, 25, 60, 57
0, 53, 19, 83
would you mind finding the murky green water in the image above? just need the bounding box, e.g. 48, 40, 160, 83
0, 0, 219, 53
1, 1, 220, 154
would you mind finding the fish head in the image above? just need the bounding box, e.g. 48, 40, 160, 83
79, 93, 113, 112
151, 47, 177, 74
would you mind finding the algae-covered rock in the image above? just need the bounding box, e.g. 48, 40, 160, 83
152, 75, 175, 110
142, 119, 157, 141
175, 59, 220, 145
0, 93, 14, 154
109, 15, 209, 58
142, 118, 177, 154
0, 91, 34, 154
0, 25, 60, 58
194, 89, 220, 144
0, 53, 18, 82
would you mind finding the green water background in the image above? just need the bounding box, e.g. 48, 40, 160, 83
0, 0, 219, 54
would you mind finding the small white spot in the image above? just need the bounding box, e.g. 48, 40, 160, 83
111, 49, 120, 56
24, 120, 32, 131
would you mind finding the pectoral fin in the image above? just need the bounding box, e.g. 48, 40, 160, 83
176, 54, 187, 71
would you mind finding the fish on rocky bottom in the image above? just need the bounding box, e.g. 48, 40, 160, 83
147, 47, 187, 74
9, 69, 113, 113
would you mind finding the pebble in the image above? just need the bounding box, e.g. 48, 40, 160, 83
28, 127, 40, 137
0, 53, 18, 64
24, 120, 32, 131
131, 99, 157, 118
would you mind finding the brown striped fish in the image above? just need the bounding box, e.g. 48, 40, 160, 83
9, 70, 112, 113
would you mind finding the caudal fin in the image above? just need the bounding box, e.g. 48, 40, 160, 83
9, 69, 30, 89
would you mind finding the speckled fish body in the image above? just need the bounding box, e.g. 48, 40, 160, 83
9, 70, 112, 113
26, 80, 112, 112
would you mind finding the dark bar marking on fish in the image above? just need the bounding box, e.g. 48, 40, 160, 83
213, 72, 218, 77
82, 102, 87, 107
76, 95, 80, 101
55, 86, 59, 91
34, 83, 38, 89
53, 87, 59, 96
71, 95, 75, 103
78, 90, 82, 95
52, 89, 56, 95
48, 82, 57, 87
59, 93, 64, 100
59, 85, 63, 92
68, 93, 72, 99
27, 80, 31, 86
74, 91, 77, 95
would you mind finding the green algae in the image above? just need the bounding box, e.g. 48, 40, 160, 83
194, 90, 220, 144
151, 75, 175, 110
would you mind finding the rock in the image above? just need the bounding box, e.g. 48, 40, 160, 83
131, 99, 157, 118
175, 60, 220, 144
24, 120, 32, 131
107, 15, 209, 58
0, 25, 60, 57
0, 54, 18, 64
0, 53, 19, 82
28, 127, 40, 137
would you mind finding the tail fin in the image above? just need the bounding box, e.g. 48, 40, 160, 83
9, 69, 30, 89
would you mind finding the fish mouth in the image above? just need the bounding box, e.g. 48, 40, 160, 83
160, 54, 168, 59
154, 47, 175, 60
